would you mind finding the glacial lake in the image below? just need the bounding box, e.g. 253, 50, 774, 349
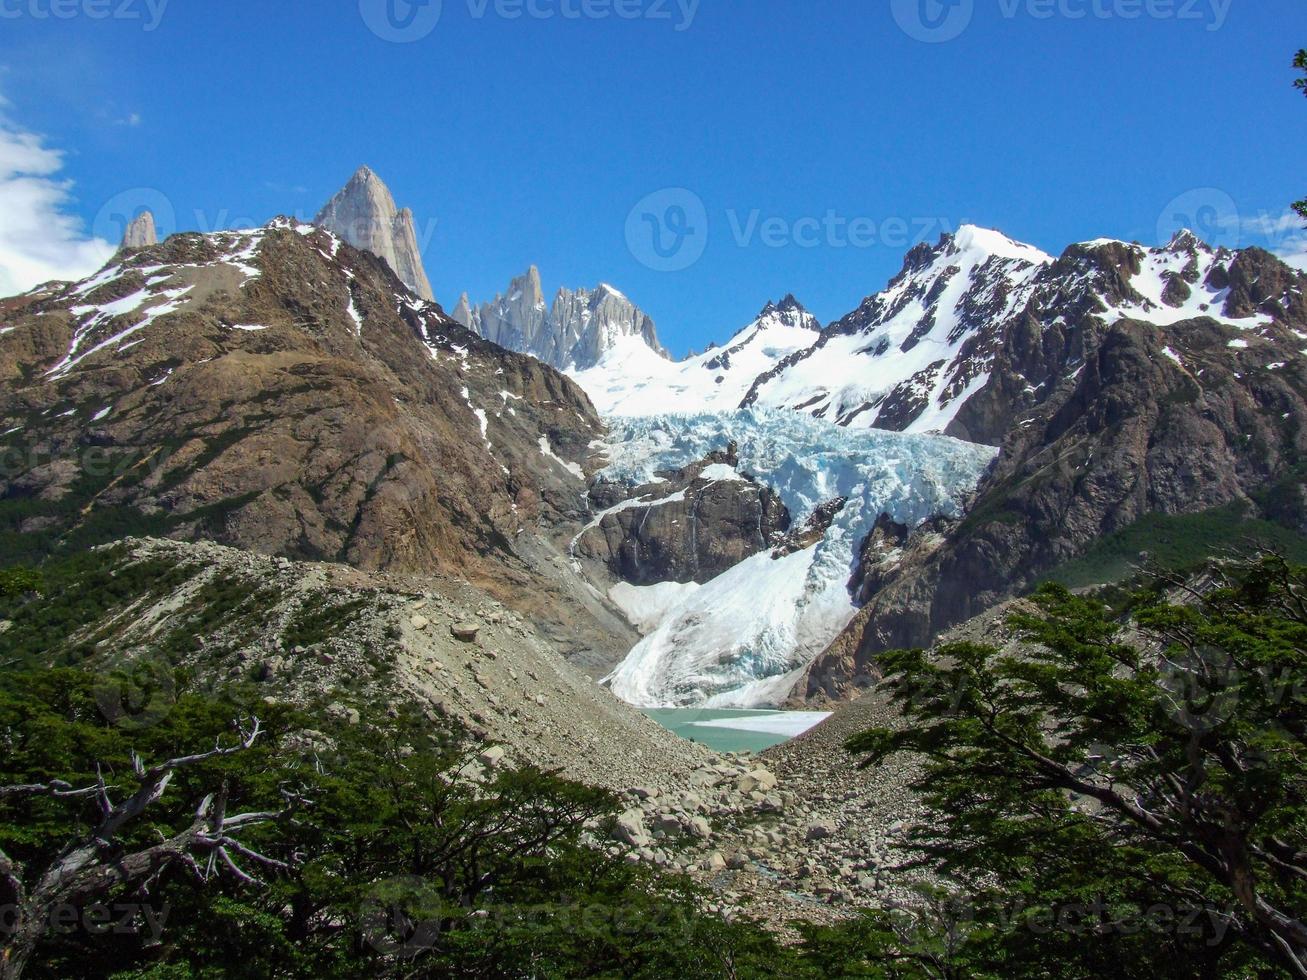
643, 708, 831, 754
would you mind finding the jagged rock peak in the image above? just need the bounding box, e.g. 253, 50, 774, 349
120, 210, 157, 251
467, 268, 667, 371
451, 292, 475, 330
755, 294, 820, 333
315, 166, 435, 301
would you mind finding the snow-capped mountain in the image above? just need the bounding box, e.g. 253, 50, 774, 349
740, 226, 1054, 437
592, 410, 996, 707
452, 266, 668, 371
315, 166, 436, 301
568, 294, 821, 415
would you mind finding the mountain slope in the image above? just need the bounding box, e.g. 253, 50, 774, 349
453, 265, 668, 371
0, 218, 622, 656
797, 237, 1307, 700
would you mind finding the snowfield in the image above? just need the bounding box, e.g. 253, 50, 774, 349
567, 298, 820, 417
596, 410, 996, 708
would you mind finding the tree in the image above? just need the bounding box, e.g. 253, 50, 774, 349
849, 554, 1307, 978
0, 719, 290, 980
1295, 49, 1307, 220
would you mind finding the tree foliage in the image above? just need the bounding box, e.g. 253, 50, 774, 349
1296, 49, 1307, 220
849, 554, 1307, 978
0, 669, 815, 979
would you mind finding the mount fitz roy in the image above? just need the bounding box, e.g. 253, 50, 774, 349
450, 265, 669, 372
314, 166, 436, 302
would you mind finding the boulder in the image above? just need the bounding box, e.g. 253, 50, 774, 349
736, 769, 778, 794
806, 820, 838, 841
451, 623, 480, 643
614, 809, 652, 848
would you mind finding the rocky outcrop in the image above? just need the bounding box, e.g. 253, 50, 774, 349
576, 447, 791, 586
119, 210, 157, 251
457, 266, 667, 370
314, 166, 435, 301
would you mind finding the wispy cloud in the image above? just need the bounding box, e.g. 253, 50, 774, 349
0, 100, 115, 297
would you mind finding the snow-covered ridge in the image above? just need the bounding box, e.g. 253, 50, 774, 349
597, 410, 997, 708
39, 227, 273, 381
739, 224, 1052, 438
568, 295, 821, 417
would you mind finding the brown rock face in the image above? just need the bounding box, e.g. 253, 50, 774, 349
0, 219, 613, 653
575, 448, 790, 585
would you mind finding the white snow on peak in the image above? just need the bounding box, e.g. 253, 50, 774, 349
598, 410, 996, 708
744, 227, 1050, 437
952, 224, 1054, 266
567, 301, 820, 417
1097, 238, 1270, 330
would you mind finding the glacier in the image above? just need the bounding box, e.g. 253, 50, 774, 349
595, 410, 997, 708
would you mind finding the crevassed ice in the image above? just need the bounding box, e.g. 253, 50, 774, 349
597, 410, 997, 708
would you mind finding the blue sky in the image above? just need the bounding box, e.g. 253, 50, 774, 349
0, 0, 1304, 354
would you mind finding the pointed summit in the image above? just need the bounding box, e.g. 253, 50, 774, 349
450, 292, 477, 331
465, 268, 665, 370
755, 294, 820, 333
119, 210, 157, 251
315, 167, 435, 301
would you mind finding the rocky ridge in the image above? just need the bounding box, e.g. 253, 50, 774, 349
575, 444, 791, 586
453, 265, 668, 371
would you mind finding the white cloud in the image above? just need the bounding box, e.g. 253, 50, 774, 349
1276, 242, 1307, 272
0, 108, 115, 298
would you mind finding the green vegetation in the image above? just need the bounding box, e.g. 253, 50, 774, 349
847, 553, 1307, 977
281, 593, 372, 650
1041, 501, 1307, 589
0, 669, 816, 979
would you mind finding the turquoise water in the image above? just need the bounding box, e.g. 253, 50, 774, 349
643, 708, 815, 754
